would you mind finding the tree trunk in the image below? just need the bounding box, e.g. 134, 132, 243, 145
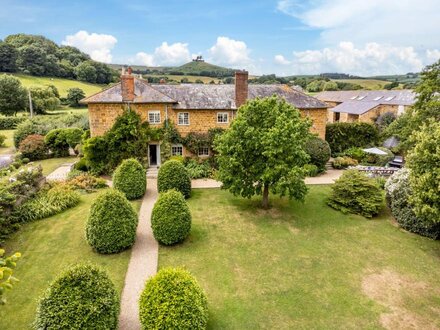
262, 184, 269, 209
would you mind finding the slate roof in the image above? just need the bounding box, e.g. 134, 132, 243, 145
82, 79, 328, 110
316, 90, 416, 106
330, 101, 380, 115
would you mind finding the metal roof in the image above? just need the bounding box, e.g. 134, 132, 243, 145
82, 79, 328, 110
316, 90, 416, 106
330, 101, 380, 115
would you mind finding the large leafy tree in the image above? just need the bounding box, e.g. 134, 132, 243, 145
0, 42, 18, 72
0, 74, 27, 116
215, 96, 311, 209
66, 88, 85, 107
385, 59, 440, 151
29, 86, 60, 114
407, 120, 440, 224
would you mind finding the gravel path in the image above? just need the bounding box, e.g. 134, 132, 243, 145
191, 170, 343, 188
45, 163, 75, 181
118, 178, 159, 330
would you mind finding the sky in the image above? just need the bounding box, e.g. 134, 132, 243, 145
0, 0, 439, 76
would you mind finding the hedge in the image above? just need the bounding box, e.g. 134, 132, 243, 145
385, 169, 440, 239
85, 189, 138, 254
151, 190, 191, 245
325, 122, 379, 156
139, 267, 208, 330
34, 264, 119, 330
305, 136, 331, 171
0, 117, 26, 130
328, 169, 383, 218
158, 160, 191, 198
113, 158, 146, 200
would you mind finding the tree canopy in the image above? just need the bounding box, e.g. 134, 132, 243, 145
0, 74, 27, 116
385, 59, 440, 151
215, 96, 311, 208
1, 34, 117, 84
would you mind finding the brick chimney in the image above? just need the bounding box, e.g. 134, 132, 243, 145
121, 66, 135, 102
235, 70, 248, 108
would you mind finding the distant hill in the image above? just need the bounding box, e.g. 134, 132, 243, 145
110, 60, 235, 78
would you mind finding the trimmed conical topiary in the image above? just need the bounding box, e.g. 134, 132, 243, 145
86, 189, 138, 254
35, 264, 119, 330
151, 189, 191, 245
113, 158, 146, 200
157, 160, 191, 198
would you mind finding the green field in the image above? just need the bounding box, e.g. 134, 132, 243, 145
8, 73, 106, 97
144, 74, 223, 84
332, 79, 397, 90
0, 191, 142, 329
160, 187, 440, 329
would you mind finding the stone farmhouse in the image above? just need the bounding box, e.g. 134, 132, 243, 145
82, 68, 328, 166
317, 90, 416, 124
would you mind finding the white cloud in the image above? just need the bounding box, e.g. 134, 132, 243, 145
133, 42, 191, 66
275, 42, 439, 75
62, 30, 117, 63
207, 36, 251, 67
277, 0, 440, 48
274, 55, 291, 65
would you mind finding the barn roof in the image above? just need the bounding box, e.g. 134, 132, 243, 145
82, 79, 328, 110
330, 101, 380, 115
316, 90, 416, 106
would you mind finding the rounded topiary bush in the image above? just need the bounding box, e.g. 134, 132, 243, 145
305, 136, 331, 171
151, 189, 191, 245
35, 264, 119, 330
139, 267, 208, 330
328, 169, 383, 218
113, 158, 146, 200
85, 189, 138, 253
18, 134, 47, 160
158, 160, 191, 198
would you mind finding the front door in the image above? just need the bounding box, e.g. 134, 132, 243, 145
149, 144, 157, 166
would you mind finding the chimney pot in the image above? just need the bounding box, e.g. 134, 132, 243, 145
235, 70, 248, 108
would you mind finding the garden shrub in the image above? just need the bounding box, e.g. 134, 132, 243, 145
13, 114, 88, 148
0, 134, 5, 147
0, 116, 26, 130
168, 155, 184, 163
85, 189, 138, 254
326, 122, 379, 156
158, 160, 191, 198
342, 147, 366, 162
151, 190, 191, 245
113, 158, 146, 200
304, 136, 331, 171
18, 134, 47, 160
68, 174, 107, 192
328, 169, 384, 218
385, 169, 440, 239
332, 156, 358, 169
13, 183, 80, 222
45, 128, 70, 157
73, 157, 89, 171
139, 267, 208, 330
303, 164, 319, 177
34, 264, 119, 330
184, 158, 211, 179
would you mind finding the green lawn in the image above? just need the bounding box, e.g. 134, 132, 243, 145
0, 129, 15, 154
32, 156, 78, 176
160, 187, 440, 329
0, 191, 142, 329
10, 73, 106, 97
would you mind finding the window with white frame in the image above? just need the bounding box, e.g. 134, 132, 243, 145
148, 111, 161, 124
171, 144, 183, 156
198, 146, 209, 156
178, 112, 189, 125
217, 112, 229, 123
